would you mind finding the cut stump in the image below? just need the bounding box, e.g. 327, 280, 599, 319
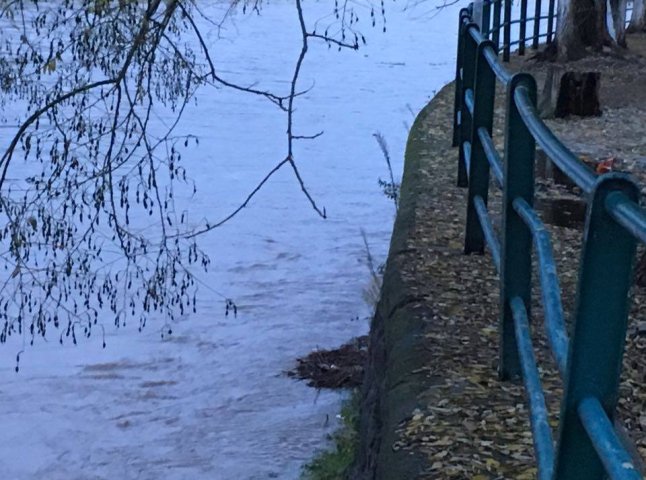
555, 71, 602, 118
539, 69, 602, 118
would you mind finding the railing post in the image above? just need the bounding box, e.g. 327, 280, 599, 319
532, 0, 542, 49
481, 0, 491, 37
503, 0, 512, 61
546, 0, 556, 44
453, 9, 471, 148
499, 73, 536, 380
519, 0, 528, 55
553, 174, 639, 479
492, 0, 502, 49
457, 24, 478, 188
464, 40, 497, 254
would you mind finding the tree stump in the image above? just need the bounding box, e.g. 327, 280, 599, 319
555, 72, 601, 118
539, 69, 602, 118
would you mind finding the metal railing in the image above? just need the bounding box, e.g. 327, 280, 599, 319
453, 2, 645, 479
478, 0, 557, 60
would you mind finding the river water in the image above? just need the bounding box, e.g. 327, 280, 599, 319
0, 2, 459, 479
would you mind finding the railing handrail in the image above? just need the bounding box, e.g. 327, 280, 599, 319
513, 86, 596, 194
453, 1, 645, 479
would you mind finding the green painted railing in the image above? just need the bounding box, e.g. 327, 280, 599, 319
453, 3, 645, 480
476, 0, 557, 61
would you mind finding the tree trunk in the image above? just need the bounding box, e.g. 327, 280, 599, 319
556, 0, 614, 60
610, 0, 628, 47
538, 65, 565, 117
628, 0, 646, 32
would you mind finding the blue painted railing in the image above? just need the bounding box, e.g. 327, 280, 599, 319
453, 2, 645, 479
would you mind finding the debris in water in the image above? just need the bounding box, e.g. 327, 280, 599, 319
287, 336, 368, 389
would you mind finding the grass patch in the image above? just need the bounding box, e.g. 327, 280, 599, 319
301, 388, 361, 480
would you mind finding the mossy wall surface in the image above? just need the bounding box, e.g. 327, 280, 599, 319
351, 83, 456, 480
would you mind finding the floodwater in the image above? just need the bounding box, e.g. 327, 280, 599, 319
0, 2, 459, 479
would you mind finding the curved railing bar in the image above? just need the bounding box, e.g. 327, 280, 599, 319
508, 31, 551, 47
477, 127, 504, 187
513, 197, 569, 377
510, 296, 555, 480
465, 89, 475, 116
463, 141, 472, 180
606, 192, 646, 246
483, 46, 512, 84
514, 86, 596, 194
474, 195, 502, 271
468, 23, 486, 43
490, 14, 554, 30
578, 397, 642, 480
